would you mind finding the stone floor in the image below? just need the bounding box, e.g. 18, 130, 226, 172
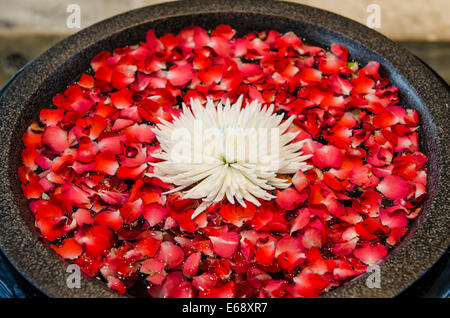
0, 35, 448, 87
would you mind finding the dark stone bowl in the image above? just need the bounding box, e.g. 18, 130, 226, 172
0, 0, 448, 298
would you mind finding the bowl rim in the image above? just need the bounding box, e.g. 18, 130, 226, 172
0, 0, 449, 298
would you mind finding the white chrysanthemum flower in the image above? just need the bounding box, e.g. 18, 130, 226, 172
149, 95, 312, 219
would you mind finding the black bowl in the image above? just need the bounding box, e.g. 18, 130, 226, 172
0, 0, 448, 298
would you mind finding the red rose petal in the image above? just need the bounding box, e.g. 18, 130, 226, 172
183, 252, 201, 277
51, 238, 83, 260
110, 88, 134, 108
199, 281, 235, 298
167, 63, 194, 86
275, 188, 306, 210
210, 232, 240, 259
120, 198, 144, 223
95, 210, 123, 231
290, 208, 311, 234
143, 203, 166, 227
349, 165, 380, 189
353, 243, 388, 265
312, 145, 343, 169
193, 273, 217, 292
42, 126, 69, 153
141, 258, 167, 285
61, 183, 91, 208
376, 175, 409, 200
157, 241, 184, 269
219, 203, 256, 227
94, 153, 119, 176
